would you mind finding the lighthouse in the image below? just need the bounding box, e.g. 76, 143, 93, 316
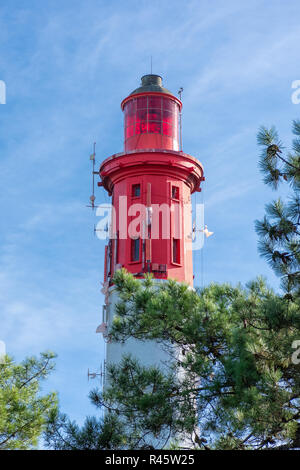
96, 74, 204, 443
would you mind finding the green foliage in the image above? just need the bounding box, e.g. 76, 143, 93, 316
44, 409, 129, 450
46, 270, 300, 450
256, 122, 300, 295
101, 270, 299, 450
0, 352, 57, 449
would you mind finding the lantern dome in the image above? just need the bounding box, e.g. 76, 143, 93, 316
129, 74, 173, 96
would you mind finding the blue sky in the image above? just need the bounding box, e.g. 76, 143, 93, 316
0, 0, 299, 428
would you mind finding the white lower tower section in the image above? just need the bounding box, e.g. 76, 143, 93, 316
101, 280, 182, 449
106, 285, 171, 371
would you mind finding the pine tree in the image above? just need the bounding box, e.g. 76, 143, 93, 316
256, 121, 300, 297
44, 410, 129, 450
0, 352, 57, 449
45, 270, 300, 450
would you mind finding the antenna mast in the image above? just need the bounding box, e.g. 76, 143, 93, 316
87, 142, 97, 210
87, 361, 106, 387
178, 88, 183, 151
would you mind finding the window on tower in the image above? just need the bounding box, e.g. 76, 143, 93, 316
172, 238, 180, 264
132, 184, 141, 197
131, 238, 140, 262
172, 186, 179, 200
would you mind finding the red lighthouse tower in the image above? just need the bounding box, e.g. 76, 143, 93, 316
99, 74, 204, 286
96, 74, 205, 447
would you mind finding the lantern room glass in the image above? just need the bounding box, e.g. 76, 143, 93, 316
124, 95, 179, 151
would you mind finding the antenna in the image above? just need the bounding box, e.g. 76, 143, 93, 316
178, 88, 183, 151
93, 223, 108, 237
87, 368, 98, 380
87, 361, 106, 386
192, 222, 214, 238
87, 142, 98, 210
